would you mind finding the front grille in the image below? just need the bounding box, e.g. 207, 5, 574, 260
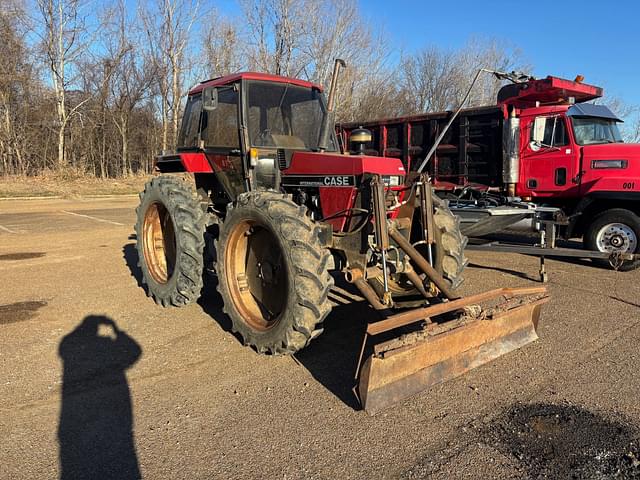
277, 149, 286, 169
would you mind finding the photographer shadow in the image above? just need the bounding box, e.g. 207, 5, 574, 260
58, 315, 142, 480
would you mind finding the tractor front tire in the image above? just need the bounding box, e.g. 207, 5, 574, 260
431, 195, 468, 289
216, 192, 334, 355
135, 176, 207, 306
370, 194, 468, 296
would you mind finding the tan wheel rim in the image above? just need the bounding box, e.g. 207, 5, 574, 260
225, 219, 287, 332
142, 202, 177, 284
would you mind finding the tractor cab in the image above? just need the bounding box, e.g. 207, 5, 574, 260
242, 79, 338, 152
163, 71, 405, 223
166, 73, 339, 199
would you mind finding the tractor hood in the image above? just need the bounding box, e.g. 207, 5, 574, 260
282, 151, 407, 231
284, 151, 406, 179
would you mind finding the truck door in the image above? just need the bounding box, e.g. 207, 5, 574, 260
521, 115, 579, 197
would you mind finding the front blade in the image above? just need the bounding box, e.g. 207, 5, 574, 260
359, 298, 547, 415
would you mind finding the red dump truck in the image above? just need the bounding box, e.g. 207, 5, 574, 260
338, 75, 640, 270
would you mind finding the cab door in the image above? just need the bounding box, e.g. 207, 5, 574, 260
521, 115, 580, 198
201, 85, 246, 197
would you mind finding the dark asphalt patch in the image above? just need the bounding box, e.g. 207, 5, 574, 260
403, 402, 640, 479
0, 252, 46, 261
485, 402, 640, 479
0, 300, 48, 324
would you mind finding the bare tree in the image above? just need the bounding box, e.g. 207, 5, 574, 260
241, 0, 307, 77
400, 47, 459, 113
399, 38, 529, 115
201, 12, 243, 78
0, 1, 31, 175
2, 0, 572, 180
298, 0, 397, 121
239, 0, 396, 121
35, 0, 90, 169
107, 2, 155, 176
142, 0, 199, 152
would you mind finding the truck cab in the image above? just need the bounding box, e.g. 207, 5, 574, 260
500, 76, 640, 260
516, 104, 629, 198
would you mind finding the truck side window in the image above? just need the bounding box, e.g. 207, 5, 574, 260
530, 116, 568, 148
202, 87, 240, 149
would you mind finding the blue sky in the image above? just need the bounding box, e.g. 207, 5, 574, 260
360, 0, 640, 104
360, 0, 640, 106
214, 0, 639, 109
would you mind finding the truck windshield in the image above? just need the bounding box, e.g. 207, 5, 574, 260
571, 117, 623, 145
245, 81, 336, 151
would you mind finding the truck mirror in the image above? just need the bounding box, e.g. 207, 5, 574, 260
203, 87, 218, 111
532, 117, 546, 145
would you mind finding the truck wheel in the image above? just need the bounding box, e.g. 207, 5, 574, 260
216, 192, 334, 354
135, 176, 207, 306
585, 209, 640, 271
370, 195, 468, 296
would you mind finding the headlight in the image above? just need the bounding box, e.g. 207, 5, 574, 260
382, 175, 403, 186
591, 159, 628, 169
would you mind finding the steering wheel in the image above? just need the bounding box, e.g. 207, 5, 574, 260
257, 129, 272, 146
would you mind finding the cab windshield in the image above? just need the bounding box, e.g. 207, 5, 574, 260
571, 117, 623, 145
245, 80, 336, 151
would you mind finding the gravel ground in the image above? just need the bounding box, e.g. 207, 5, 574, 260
1, 196, 640, 479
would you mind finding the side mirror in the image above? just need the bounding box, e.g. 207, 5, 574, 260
202, 87, 218, 111
532, 117, 546, 145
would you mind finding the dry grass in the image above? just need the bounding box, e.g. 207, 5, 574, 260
0, 171, 152, 198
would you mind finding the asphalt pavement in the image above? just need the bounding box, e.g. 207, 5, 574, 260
1, 196, 640, 479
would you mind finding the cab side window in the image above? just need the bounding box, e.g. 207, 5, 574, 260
530, 116, 569, 147
178, 95, 203, 149
202, 87, 240, 149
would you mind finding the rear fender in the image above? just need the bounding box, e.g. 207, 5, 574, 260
155, 152, 245, 202
155, 152, 213, 173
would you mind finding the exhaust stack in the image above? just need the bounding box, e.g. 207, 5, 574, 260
503, 108, 521, 197
318, 59, 346, 152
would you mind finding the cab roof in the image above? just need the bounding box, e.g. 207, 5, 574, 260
497, 76, 603, 108
189, 72, 323, 95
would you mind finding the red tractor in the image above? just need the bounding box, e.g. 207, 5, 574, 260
135, 61, 548, 413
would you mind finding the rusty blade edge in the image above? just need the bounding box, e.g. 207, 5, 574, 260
359, 299, 547, 414
360, 325, 538, 415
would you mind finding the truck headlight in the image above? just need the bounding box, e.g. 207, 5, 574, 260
591, 159, 628, 169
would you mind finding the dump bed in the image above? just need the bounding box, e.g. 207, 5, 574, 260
337, 105, 504, 191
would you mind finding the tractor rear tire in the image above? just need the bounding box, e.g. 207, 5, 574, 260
135, 176, 207, 306
216, 192, 334, 355
585, 208, 640, 271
